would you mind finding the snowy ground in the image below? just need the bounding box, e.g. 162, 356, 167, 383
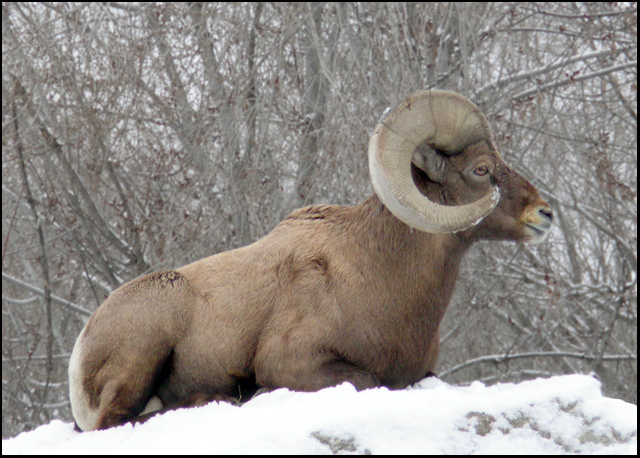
3, 374, 636, 455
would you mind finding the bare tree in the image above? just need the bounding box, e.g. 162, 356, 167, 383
2, 2, 636, 438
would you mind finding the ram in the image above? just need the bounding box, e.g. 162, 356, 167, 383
69, 90, 553, 431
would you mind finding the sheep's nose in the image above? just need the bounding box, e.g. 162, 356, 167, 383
538, 206, 553, 223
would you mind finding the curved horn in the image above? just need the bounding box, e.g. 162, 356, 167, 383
368, 90, 500, 233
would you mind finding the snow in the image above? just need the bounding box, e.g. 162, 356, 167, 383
3, 374, 636, 455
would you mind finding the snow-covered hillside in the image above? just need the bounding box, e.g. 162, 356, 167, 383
3, 374, 636, 455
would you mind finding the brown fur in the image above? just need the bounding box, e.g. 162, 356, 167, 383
69, 140, 551, 430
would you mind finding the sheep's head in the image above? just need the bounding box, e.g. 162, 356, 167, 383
369, 90, 552, 243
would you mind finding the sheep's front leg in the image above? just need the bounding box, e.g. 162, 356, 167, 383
314, 360, 381, 391
256, 355, 381, 393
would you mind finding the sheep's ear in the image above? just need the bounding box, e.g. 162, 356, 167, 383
412, 143, 446, 183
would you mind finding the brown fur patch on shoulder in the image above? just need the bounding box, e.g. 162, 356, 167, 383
145, 270, 188, 287
112, 270, 189, 300
286, 204, 349, 222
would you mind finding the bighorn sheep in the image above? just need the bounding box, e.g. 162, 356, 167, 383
69, 90, 553, 431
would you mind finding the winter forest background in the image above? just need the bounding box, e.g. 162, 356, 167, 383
2, 2, 636, 438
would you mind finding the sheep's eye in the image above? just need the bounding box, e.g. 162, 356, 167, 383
474, 166, 489, 176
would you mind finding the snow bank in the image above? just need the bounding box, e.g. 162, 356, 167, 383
3, 374, 636, 455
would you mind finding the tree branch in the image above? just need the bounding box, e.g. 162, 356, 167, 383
2, 272, 92, 317
441, 351, 637, 379
513, 61, 637, 101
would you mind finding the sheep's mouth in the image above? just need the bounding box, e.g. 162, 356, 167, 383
523, 222, 551, 244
